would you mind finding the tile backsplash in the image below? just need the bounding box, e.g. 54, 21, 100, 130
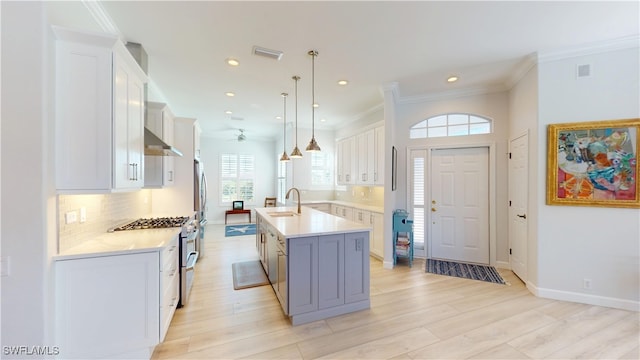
58, 190, 152, 252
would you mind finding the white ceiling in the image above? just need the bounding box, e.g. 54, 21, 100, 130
48, 1, 639, 141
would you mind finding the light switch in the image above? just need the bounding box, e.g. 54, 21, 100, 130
65, 211, 77, 224
80, 207, 87, 223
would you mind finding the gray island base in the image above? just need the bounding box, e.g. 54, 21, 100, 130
255, 206, 371, 325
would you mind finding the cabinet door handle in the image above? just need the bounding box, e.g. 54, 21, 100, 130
129, 163, 136, 181
517, 214, 527, 219
169, 170, 174, 181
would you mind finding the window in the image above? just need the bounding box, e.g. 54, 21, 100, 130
311, 152, 333, 187
220, 153, 255, 204
277, 159, 287, 204
410, 151, 426, 253
410, 113, 491, 139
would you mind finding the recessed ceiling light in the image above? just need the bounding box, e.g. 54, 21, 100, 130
275, 116, 282, 120
225, 92, 235, 97
337, 80, 348, 86
320, 118, 326, 122
226, 58, 240, 66
313, 103, 319, 108
225, 110, 232, 115
447, 75, 459, 83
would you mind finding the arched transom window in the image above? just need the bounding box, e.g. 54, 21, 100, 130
410, 113, 492, 139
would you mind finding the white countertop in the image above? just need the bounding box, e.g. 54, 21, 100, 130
255, 206, 371, 238
55, 212, 195, 261
301, 200, 384, 214
55, 228, 181, 261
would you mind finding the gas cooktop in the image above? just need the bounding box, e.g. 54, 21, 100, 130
111, 217, 189, 231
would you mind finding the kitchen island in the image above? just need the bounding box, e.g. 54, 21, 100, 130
255, 206, 371, 325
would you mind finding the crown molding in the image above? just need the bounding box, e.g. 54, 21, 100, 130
504, 53, 538, 90
82, 0, 122, 39
398, 84, 507, 105
538, 34, 640, 63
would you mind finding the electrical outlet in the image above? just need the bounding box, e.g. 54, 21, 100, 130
65, 211, 77, 224
1, 257, 9, 277
583, 278, 592, 290
79, 207, 87, 223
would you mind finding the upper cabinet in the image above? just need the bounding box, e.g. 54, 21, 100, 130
374, 126, 385, 186
336, 125, 384, 186
54, 27, 147, 193
145, 102, 175, 188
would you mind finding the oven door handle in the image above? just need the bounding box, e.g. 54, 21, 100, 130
185, 251, 199, 271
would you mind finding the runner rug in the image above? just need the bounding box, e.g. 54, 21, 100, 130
225, 223, 256, 237
231, 260, 269, 290
426, 258, 506, 285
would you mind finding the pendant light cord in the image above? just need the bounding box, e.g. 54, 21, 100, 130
294, 77, 298, 145
311, 51, 316, 139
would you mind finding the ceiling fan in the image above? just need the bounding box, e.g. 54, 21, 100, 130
236, 129, 246, 142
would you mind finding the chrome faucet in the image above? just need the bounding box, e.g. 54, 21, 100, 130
285, 187, 301, 214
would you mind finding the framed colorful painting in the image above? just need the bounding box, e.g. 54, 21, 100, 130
546, 118, 639, 208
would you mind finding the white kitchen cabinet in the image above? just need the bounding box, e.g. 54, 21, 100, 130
356, 129, 375, 185
145, 102, 176, 188
55, 251, 160, 359
54, 27, 147, 192
159, 237, 179, 342
336, 136, 355, 185
194, 122, 202, 160
331, 204, 353, 220
374, 126, 385, 185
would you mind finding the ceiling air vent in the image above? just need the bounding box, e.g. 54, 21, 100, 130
576, 63, 591, 78
253, 46, 283, 61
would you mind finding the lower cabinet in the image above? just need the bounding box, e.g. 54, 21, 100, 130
55, 252, 160, 359
55, 240, 179, 359
288, 232, 370, 324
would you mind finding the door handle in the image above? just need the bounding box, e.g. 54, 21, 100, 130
517, 214, 527, 219
431, 208, 437, 212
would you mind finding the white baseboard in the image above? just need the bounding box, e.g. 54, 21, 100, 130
495, 261, 510, 270
383, 260, 394, 269
527, 281, 639, 312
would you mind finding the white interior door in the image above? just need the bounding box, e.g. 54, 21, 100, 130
430, 147, 489, 264
509, 133, 528, 281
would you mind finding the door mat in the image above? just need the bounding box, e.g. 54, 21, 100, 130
232, 260, 269, 290
426, 259, 507, 285
225, 223, 256, 237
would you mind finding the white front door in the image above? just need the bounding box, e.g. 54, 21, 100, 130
509, 133, 529, 281
430, 147, 489, 264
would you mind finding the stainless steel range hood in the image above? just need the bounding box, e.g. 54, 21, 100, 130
144, 128, 183, 157
125, 42, 183, 157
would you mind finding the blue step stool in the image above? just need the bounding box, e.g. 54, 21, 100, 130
393, 209, 414, 267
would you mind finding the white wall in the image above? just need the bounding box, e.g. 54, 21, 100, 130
199, 135, 276, 224
1, 1, 55, 352
394, 92, 511, 265
536, 45, 640, 310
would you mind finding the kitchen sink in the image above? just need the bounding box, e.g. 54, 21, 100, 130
267, 211, 299, 217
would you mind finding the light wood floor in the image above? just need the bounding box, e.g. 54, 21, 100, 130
152, 224, 639, 359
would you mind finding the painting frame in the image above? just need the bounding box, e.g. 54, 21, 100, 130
546, 118, 639, 208
391, 146, 397, 191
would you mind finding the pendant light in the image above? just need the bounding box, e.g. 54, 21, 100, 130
289, 75, 303, 158
305, 50, 321, 152
279, 93, 290, 162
